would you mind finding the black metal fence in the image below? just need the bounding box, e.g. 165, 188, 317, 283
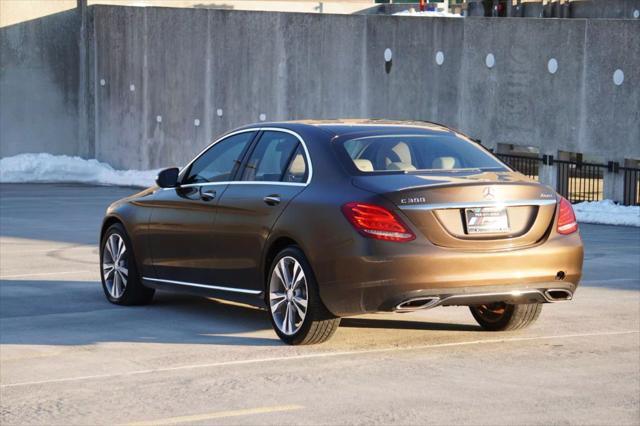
622, 166, 640, 206
495, 153, 542, 180
554, 159, 609, 203
495, 152, 639, 206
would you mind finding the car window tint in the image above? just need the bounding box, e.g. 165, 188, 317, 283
283, 145, 308, 183
340, 134, 507, 173
184, 132, 255, 184
242, 131, 299, 182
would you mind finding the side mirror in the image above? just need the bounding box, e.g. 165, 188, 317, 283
155, 167, 179, 188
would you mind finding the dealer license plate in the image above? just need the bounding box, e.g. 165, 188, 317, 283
465, 207, 510, 234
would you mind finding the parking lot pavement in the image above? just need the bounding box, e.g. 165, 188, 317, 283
1, 183, 639, 425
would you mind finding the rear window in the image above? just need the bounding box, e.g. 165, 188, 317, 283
338, 134, 507, 173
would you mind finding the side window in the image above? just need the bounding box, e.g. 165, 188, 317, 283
242, 131, 300, 182
283, 145, 308, 183
183, 131, 255, 184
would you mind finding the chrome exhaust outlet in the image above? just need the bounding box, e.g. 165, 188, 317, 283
544, 289, 573, 302
395, 297, 441, 312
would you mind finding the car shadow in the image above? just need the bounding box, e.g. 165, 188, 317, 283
0, 279, 278, 346
340, 317, 481, 332
1, 279, 484, 347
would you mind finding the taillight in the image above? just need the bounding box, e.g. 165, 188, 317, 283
557, 197, 578, 235
341, 202, 415, 242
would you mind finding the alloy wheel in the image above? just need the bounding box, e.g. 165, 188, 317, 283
269, 256, 309, 335
102, 234, 128, 299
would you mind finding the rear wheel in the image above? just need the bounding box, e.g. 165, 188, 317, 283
470, 302, 542, 331
100, 223, 154, 305
267, 247, 340, 345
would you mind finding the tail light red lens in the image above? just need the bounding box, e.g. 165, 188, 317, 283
557, 197, 578, 235
341, 202, 416, 242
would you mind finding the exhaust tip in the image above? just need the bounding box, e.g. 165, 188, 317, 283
395, 297, 441, 312
544, 289, 573, 302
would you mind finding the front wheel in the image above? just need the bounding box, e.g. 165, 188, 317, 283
100, 223, 154, 305
470, 302, 542, 331
267, 247, 340, 345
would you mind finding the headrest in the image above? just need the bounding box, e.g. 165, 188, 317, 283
289, 153, 306, 175
354, 159, 374, 172
391, 142, 412, 164
432, 156, 458, 170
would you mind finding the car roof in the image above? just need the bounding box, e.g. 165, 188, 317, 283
236, 119, 456, 138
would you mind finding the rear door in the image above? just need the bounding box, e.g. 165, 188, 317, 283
211, 129, 310, 291
147, 130, 257, 283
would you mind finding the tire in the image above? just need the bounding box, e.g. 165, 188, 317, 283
267, 246, 340, 345
469, 302, 542, 331
100, 223, 154, 305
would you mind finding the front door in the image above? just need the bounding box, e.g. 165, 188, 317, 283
212, 130, 310, 292
147, 130, 257, 284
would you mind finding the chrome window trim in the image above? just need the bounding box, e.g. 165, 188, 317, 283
143, 277, 261, 295
346, 134, 442, 140
178, 181, 307, 189
178, 127, 312, 188
399, 198, 557, 211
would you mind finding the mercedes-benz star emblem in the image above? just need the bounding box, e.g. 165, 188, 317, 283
483, 186, 495, 200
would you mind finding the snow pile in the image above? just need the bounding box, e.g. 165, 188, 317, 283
0, 153, 160, 188
574, 200, 640, 227
393, 9, 463, 18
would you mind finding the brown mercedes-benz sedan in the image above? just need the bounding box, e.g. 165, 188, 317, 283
100, 120, 583, 344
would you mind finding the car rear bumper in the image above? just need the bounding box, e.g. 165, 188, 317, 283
313, 232, 583, 317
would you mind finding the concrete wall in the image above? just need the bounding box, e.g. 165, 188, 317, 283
569, 0, 640, 19
0, 10, 82, 158
1, 6, 638, 172
90, 6, 639, 170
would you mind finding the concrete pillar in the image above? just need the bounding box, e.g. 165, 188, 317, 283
521, 0, 543, 17
77, 0, 93, 158
603, 162, 624, 203
467, 0, 486, 16
538, 155, 557, 190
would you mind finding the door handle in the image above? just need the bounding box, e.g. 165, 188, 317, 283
263, 195, 281, 206
199, 187, 217, 201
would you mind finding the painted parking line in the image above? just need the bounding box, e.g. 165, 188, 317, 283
124, 405, 304, 426
1, 330, 637, 389
0, 270, 94, 279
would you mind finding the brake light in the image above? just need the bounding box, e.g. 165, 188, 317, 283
341, 202, 415, 242
557, 197, 578, 235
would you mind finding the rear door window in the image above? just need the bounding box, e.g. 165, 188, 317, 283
242, 131, 300, 182
282, 145, 308, 183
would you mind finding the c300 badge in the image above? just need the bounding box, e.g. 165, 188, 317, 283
400, 196, 427, 205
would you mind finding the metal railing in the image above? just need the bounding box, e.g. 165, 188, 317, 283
554, 159, 609, 203
495, 153, 542, 180
622, 166, 640, 206
494, 152, 639, 206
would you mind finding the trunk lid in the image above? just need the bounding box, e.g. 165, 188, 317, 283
353, 171, 557, 250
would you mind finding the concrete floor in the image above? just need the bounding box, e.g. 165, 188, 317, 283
1, 184, 639, 425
